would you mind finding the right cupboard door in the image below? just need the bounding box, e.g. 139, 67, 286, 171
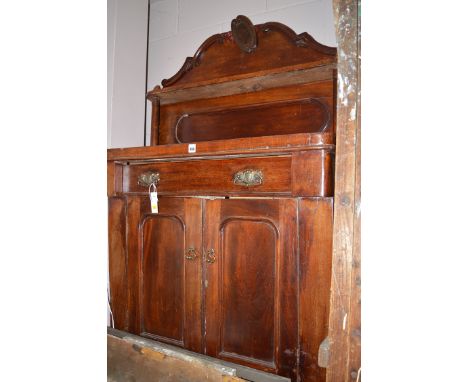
204, 198, 299, 380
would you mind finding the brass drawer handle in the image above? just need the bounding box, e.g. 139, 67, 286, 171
185, 247, 198, 260
205, 249, 216, 264
233, 169, 263, 187
138, 171, 160, 187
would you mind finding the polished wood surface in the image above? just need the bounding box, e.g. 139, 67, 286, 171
174, 98, 330, 143
140, 214, 186, 345
109, 148, 333, 198
298, 199, 333, 382
150, 21, 335, 91
126, 196, 142, 334
157, 82, 334, 145
124, 155, 293, 196
108, 132, 333, 162
148, 19, 336, 147
108, 16, 337, 382
138, 198, 203, 352
107, 161, 123, 197
108, 195, 334, 381
155, 80, 334, 146
204, 199, 298, 379
108, 197, 127, 330
291, 150, 334, 197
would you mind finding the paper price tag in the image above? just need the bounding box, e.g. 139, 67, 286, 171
150, 191, 158, 213
149, 183, 158, 213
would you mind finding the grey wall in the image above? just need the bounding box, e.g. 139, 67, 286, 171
108, 0, 148, 148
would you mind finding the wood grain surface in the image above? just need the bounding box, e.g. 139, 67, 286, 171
107, 15, 339, 382
326, 1, 361, 381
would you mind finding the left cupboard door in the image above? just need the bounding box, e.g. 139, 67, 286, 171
110, 196, 204, 353
140, 197, 203, 352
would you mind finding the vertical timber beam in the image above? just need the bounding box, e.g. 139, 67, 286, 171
326, 1, 361, 382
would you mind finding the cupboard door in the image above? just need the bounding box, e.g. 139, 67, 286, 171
204, 199, 298, 380
137, 197, 203, 352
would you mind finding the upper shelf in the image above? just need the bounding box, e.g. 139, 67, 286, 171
147, 16, 337, 104
108, 132, 334, 162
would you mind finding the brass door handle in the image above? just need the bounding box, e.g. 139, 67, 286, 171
185, 247, 198, 260
205, 249, 216, 264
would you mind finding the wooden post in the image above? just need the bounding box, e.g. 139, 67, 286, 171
326, 0, 361, 381
150, 96, 160, 146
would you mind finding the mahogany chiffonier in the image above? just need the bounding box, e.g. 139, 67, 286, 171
108, 16, 336, 382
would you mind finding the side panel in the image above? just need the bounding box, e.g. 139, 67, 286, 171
108, 197, 128, 330
298, 198, 333, 382
204, 199, 298, 381
127, 196, 142, 334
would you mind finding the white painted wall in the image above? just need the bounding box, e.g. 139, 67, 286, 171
108, 0, 148, 148
146, 0, 337, 144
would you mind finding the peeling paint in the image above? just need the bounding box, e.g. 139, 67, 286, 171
349, 105, 356, 121
337, 73, 347, 106
328, 0, 360, 379
355, 200, 361, 217
340, 194, 351, 207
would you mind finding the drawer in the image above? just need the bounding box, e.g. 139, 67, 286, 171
116, 150, 333, 197
123, 156, 293, 196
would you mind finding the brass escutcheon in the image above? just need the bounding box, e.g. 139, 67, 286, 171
185, 247, 198, 260
205, 249, 216, 264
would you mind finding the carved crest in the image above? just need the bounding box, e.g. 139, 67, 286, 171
231, 15, 257, 53
151, 18, 336, 90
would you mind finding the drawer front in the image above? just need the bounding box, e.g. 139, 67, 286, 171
124, 156, 293, 196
